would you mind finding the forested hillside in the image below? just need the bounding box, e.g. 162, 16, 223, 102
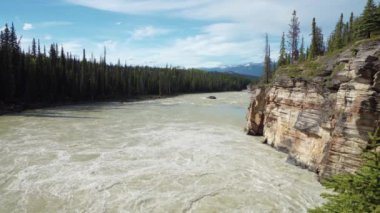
0, 24, 251, 108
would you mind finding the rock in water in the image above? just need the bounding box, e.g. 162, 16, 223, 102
207, 96, 217, 99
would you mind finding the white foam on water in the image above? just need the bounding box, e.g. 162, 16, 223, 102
0, 92, 326, 212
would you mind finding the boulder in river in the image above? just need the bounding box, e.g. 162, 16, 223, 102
207, 96, 217, 99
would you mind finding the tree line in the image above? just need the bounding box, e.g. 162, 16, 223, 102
262, 0, 380, 83
0, 24, 251, 105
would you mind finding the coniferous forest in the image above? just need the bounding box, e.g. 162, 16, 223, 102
262, 0, 380, 83
0, 24, 251, 108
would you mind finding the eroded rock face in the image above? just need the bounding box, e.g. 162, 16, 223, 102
246, 40, 380, 178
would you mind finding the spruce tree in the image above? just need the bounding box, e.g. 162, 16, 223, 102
309, 18, 318, 60
348, 12, 354, 43
263, 33, 272, 84
336, 14, 344, 49
358, 0, 378, 38
10, 23, 19, 51
31, 38, 37, 57
288, 10, 300, 63
278, 32, 287, 66
309, 18, 325, 60
376, 2, 380, 32
299, 36, 305, 62
316, 26, 325, 54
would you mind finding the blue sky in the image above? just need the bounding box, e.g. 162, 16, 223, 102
0, 0, 369, 68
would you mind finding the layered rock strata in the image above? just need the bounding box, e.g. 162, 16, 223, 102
246, 40, 380, 178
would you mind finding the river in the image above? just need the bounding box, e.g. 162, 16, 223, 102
0, 91, 325, 212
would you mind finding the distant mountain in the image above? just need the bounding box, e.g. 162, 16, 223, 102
202, 63, 263, 77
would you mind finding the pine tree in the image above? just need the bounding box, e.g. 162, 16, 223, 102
309, 18, 325, 60
376, 2, 380, 32
287, 10, 300, 63
31, 38, 37, 57
348, 12, 354, 43
299, 36, 305, 62
327, 14, 346, 52
309, 128, 380, 213
37, 39, 41, 56
336, 14, 344, 49
305, 47, 310, 60
263, 33, 272, 84
343, 22, 349, 45
278, 32, 287, 66
82, 49, 86, 62
10, 23, 19, 51
0, 24, 15, 100
358, 0, 378, 38
316, 26, 325, 54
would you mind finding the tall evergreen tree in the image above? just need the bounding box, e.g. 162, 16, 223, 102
348, 12, 354, 43
287, 10, 300, 63
278, 32, 287, 66
299, 36, 305, 62
316, 26, 325, 54
10, 23, 19, 51
309, 18, 324, 59
263, 34, 272, 84
358, 0, 378, 38
336, 14, 344, 49
376, 2, 380, 32
31, 38, 37, 57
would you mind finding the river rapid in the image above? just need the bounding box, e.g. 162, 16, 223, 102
0, 92, 325, 212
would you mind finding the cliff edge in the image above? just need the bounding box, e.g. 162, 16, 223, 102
246, 39, 380, 178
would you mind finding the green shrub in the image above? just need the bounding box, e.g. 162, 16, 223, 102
309, 128, 380, 213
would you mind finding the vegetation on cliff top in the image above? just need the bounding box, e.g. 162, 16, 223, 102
259, 0, 380, 85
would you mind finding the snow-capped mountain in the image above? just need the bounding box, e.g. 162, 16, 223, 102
202, 63, 263, 77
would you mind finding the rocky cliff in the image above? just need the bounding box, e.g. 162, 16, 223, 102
246, 40, 380, 178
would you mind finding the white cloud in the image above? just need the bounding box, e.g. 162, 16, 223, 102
115, 22, 122, 25
130, 26, 170, 40
21, 21, 72, 31
98, 22, 266, 68
23, 23, 33, 31
65, 0, 211, 14
20, 37, 33, 51
64, 0, 366, 66
60, 41, 83, 57
44, 35, 52, 40
97, 40, 118, 51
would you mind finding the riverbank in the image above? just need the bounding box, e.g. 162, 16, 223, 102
0, 95, 176, 116
0, 89, 252, 116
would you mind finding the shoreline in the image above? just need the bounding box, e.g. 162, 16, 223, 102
0, 90, 247, 116
0, 95, 175, 116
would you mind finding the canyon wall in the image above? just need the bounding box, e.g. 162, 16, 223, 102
246, 40, 380, 178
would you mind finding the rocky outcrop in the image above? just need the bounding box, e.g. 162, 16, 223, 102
246, 40, 380, 178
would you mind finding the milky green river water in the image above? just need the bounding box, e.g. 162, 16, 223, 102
0, 92, 325, 212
